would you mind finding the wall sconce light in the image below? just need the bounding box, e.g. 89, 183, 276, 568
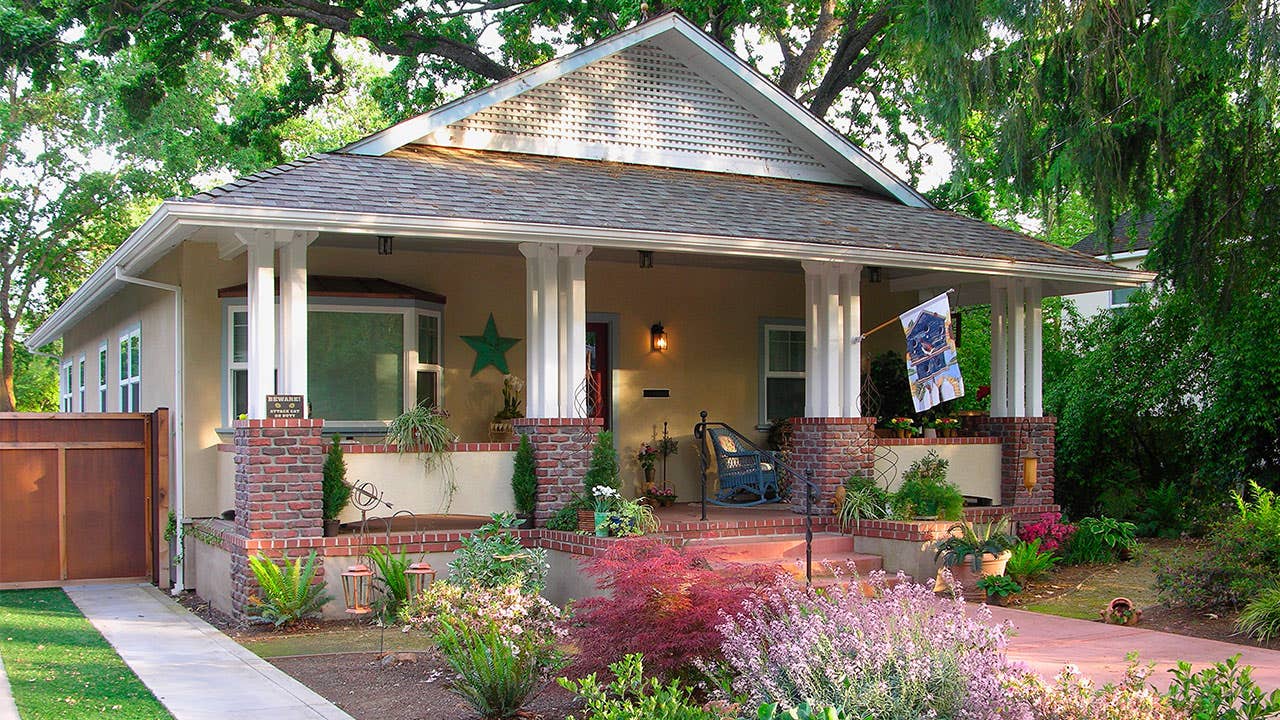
404, 561, 436, 598
638, 250, 654, 268
1022, 451, 1038, 492
377, 235, 393, 255
341, 564, 374, 615
650, 322, 668, 352
868, 266, 882, 283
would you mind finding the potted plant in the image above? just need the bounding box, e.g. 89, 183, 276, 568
511, 434, 537, 527
603, 494, 661, 537
922, 416, 939, 439
884, 416, 917, 439
934, 516, 1018, 601
890, 451, 964, 520
592, 486, 620, 537
1101, 597, 1143, 626
490, 375, 524, 442
647, 485, 677, 507
934, 416, 961, 438
976, 574, 1022, 606
322, 435, 351, 537
637, 443, 659, 492
385, 401, 456, 509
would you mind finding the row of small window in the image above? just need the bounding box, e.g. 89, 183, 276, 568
61, 329, 141, 412
224, 304, 442, 424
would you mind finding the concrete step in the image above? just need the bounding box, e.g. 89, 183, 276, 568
688, 532, 854, 560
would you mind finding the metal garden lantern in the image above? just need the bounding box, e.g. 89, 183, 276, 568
1022, 450, 1039, 492
404, 561, 437, 598
341, 564, 374, 615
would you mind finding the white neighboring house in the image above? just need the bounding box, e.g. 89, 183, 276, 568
1065, 215, 1153, 317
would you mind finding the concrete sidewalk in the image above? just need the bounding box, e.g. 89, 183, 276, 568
0, 656, 19, 720
990, 605, 1280, 691
65, 584, 353, 720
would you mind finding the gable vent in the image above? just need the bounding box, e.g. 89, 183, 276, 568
433, 43, 837, 182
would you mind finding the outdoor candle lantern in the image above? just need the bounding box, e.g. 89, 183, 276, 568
341, 564, 375, 615
650, 323, 668, 352
404, 561, 437, 597
1022, 451, 1038, 492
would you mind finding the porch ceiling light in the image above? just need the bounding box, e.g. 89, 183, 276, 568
638, 250, 654, 268
650, 322, 668, 352
377, 235, 393, 255
341, 564, 375, 615
868, 266, 882, 283
405, 561, 436, 598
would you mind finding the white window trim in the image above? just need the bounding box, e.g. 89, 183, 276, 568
758, 318, 806, 427
77, 355, 86, 412
98, 342, 109, 411
60, 361, 73, 412
226, 305, 250, 423
119, 326, 141, 412
222, 299, 444, 427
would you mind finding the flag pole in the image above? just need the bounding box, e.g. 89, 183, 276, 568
852, 288, 956, 344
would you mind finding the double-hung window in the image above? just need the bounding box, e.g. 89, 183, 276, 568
760, 320, 806, 425
227, 308, 249, 420
414, 311, 443, 409
98, 343, 109, 411
60, 361, 73, 412
119, 328, 141, 411
77, 356, 86, 411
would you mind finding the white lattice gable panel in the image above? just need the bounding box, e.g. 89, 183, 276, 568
421, 42, 843, 182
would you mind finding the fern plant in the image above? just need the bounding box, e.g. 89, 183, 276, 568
368, 545, 412, 618
246, 551, 331, 627
1005, 539, 1058, 585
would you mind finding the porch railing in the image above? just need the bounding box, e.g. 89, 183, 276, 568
693, 411, 820, 584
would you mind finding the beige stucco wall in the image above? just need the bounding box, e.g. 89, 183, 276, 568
874, 443, 1002, 504
338, 451, 517, 522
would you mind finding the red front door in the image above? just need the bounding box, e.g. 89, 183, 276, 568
586, 322, 611, 429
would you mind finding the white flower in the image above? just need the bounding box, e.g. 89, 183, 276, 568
592, 486, 620, 499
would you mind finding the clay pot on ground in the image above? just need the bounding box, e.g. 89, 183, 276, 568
1101, 597, 1142, 626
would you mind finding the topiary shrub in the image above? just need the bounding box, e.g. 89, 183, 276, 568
511, 434, 537, 517
322, 435, 350, 521
582, 430, 620, 496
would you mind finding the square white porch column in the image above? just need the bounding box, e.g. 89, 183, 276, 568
519, 243, 560, 418
990, 278, 1008, 417
239, 230, 276, 419
803, 261, 862, 417
839, 267, 862, 416
557, 245, 591, 418
1026, 281, 1044, 416
1007, 279, 1027, 417
278, 231, 316, 403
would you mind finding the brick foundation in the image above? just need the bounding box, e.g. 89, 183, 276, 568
787, 417, 877, 514
968, 416, 1057, 513
229, 418, 326, 618
514, 417, 605, 526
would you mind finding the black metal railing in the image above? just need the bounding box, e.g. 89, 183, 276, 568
694, 410, 821, 584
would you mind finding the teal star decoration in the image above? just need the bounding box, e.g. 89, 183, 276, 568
461, 313, 521, 376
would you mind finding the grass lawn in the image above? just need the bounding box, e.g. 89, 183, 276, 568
0, 588, 172, 719
1014, 540, 1166, 620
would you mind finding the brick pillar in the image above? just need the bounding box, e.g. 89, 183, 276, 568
787, 417, 876, 514
514, 417, 604, 526
229, 418, 325, 617
970, 416, 1056, 511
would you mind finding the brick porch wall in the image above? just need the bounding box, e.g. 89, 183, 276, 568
787, 417, 877, 514
229, 418, 326, 618
514, 417, 604, 526
969, 416, 1057, 515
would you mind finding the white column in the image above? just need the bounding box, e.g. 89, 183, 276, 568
240, 230, 276, 419
278, 231, 315, 402
557, 245, 591, 418
519, 243, 561, 418
839, 266, 862, 416
803, 263, 823, 416
1008, 279, 1027, 418
990, 279, 1007, 417
1026, 281, 1043, 417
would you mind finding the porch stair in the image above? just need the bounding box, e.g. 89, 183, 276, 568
688, 533, 883, 583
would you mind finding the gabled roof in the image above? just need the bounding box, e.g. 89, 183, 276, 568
189, 145, 1116, 272
341, 12, 930, 207
1071, 212, 1155, 257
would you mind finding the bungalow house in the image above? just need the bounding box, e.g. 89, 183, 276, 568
29, 13, 1150, 608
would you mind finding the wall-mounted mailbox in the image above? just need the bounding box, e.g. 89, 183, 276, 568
642, 388, 671, 399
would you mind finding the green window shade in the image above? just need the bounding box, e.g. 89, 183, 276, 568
308, 312, 403, 421
418, 314, 439, 365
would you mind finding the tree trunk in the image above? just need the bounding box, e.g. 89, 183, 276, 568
1, 319, 17, 412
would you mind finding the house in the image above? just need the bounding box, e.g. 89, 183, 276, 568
1065, 213, 1154, 316
28, 13, 1150, 610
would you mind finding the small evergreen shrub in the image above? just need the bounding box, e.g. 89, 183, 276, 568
511, 435, 537, 516
246, 551, 331, 627
582, 431, 620, 495
1062, 516, 1137, 565
1165, 655, 1280, 719
322, 435, 350, 520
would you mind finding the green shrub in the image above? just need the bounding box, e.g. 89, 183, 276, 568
582, 431, 620, 495
1063, 516, 1137, 564
891, 451, 964, 520
757, 703, 848, 720
367, 545, 411, 619
322, 435, 350, 520
837, 475, 891, 530
975, 574, 1022, 600
449, 513, 548, 593
1165, 655, 1280, 720
1156, 482, 1280, 608
558, 654, 719, 720
1136, 482, 1187, 539
511, 435, 537, 516
1237, 587, 1280, 642
246, 551, 330, 627
546, 502, 582, 531
1006, 539, 1058, 585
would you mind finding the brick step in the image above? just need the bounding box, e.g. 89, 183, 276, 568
687, 532, 854, 560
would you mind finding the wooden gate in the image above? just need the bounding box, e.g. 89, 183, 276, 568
0, 411, 167, 587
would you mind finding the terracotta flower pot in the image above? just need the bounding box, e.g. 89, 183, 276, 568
323, 518, 341, 537
941, 551, 1012, 602
1101, 597, 1142, 625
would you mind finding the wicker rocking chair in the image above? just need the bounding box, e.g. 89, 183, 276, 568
704, 427, 781, 506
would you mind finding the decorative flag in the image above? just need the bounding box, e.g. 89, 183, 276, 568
899, 292, 965, 412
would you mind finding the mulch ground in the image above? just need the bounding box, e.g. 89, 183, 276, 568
269, 651, 582, 720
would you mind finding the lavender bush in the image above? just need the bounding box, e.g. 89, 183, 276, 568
718, 572, 1024, 719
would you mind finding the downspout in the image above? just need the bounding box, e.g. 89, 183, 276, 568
114, 268, 185, 593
